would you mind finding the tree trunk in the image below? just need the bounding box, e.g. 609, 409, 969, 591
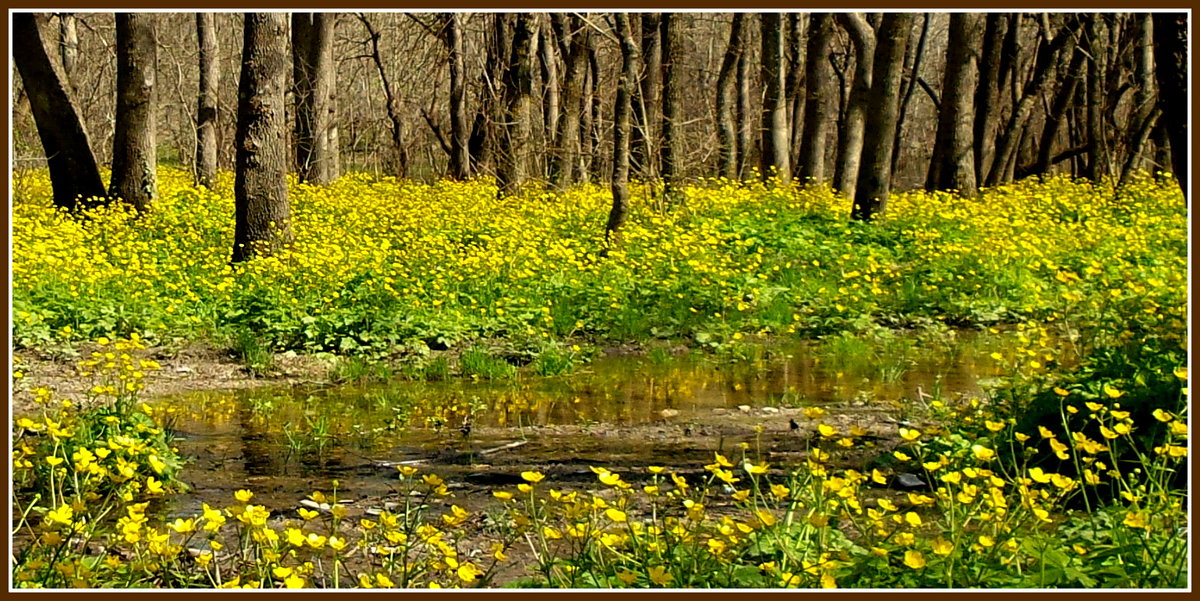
292, 13, 335, 184
1083, 15, 1111, 182
986, 16, 1080, 187
549, 14, 588, 189
1152, 12, 1187, 200
659, 13, 680, 195
973, 13, 1007, 185
445, 13, 470, 180
834, 13, 874, 198
1036, 47, 1085, 175
716, 13, 747, 180
58, 13, 78, 94
233, 13, 292, 263
735, 40, 753, 178
496, 13, 539, 198
926, 13, 981, 194
759, 13, 791, 182
890, 12, 929, 177
851, 13, 913, 222
786, 13, 807, 171
195, 13, 219, 188
13, 13, 106, 211
109, 13, 158, 213
633, 13, 662, 180
1119, 14, 1158, 185
607, 13, 639, 239
798, 13, 835, 183
358, 14, 409, 179
539, 18, 559, 179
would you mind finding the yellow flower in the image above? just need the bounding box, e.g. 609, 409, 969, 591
903, 512, 922, 527
978, 535, 995, 547
984, 420, 1006, 432
605, 508, 628, 523
1153, 409, 1174, 422
971, 444, 996, 461
818, 423, 838, 438
520, 471, 545, 483
903, 550, 926, 569
745, 462, 769, 475
647, 565, 673, 586
899, 427, 921, 441
1103, 385, 1124, 399
493, 490, 513, 501
283, 574, 305, 589
457, 562, 483, 583
932, 537, 953, 555
599, 471, 622, 486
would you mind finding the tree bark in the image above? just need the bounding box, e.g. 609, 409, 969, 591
195, 13, 219, 188
58, 13, 78, 94
13, 13, 106, 211
607, 13, 639, 239
659, 13, 680, 195
716, 13, 747, 180
834, 13, 874, 198
759, 13, 791, 182
798, 13, 836, 183
549, 14, 588, 189
633, 13, 662, 180
539, 18, 559, 179
109, 13, 158, 212
851, 13, 913, 222
890, 12, 929, 177
926, 13, 981, 194
1152, 12, 1187, 200
233, 13, 292, 263
1036, 46, 1085, 175
292, 13, 336, 184
1083, 14, 1111, 182
735, 39, 753, 178
786, 13, 807, 171
445, 13, 470, 179
973, 13, 1007, 187
985, 16, 1080, 186
496, 13, 539, 198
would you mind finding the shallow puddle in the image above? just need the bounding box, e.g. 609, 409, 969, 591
156, 328, 1067, 515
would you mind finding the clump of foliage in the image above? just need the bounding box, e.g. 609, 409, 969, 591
12, 169, 1185, 362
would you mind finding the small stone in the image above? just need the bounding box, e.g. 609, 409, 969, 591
762, 406, 780, 414
659, 408, 681, 419
712, 408, 728, 415
737, 405, 752, 413
174, 365, 193, 373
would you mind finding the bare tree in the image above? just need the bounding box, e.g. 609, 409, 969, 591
607, 13, 639, 239
58, 13, 79, 93
292, 13, 337, 184
798, 13, 835, 183
549, 13, 589, 189
632, 13, 662, 179
357, 13, 409, 178
195, 13, 219, 188
109, 13, 158, 212
13, 12, 107, 210
1152, 12, 1187, 199
715, 13, 748, 179
659, 13, 680, 195
233, 12, 292, 263
926, 13, 981, 194
759, 13, 791, 182
851, 12, 913, 221
496, 13, 539, 197
833, 13, 874, 198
